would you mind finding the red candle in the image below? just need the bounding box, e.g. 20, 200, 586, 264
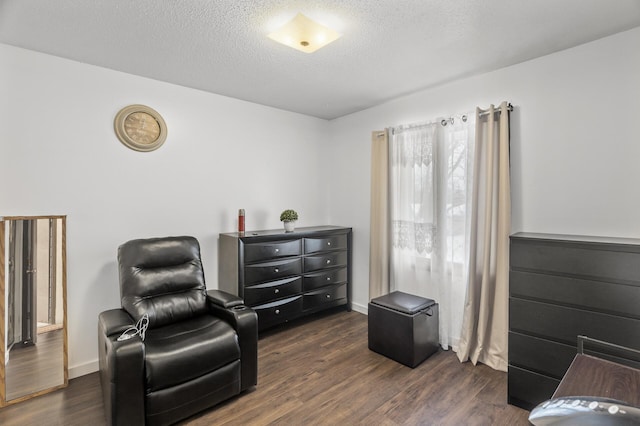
238, 209, 245, 233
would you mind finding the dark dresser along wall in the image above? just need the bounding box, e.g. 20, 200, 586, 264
508, 232, 640, 410
219, 226, 352, 331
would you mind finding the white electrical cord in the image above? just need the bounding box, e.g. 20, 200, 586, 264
117, 313, 149, 341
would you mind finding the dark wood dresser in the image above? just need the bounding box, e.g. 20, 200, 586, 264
508, 232, 640, 410
218, 226, 352, 331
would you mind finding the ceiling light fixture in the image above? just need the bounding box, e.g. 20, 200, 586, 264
268, 13, 342, 53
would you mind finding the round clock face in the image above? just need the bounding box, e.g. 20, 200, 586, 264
124, 111, 161, 145
114, 105, 167, 152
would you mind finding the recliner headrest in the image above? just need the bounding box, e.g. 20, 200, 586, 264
118, 236, 207, 328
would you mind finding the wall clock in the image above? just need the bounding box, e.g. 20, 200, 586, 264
114, 104, 167, 152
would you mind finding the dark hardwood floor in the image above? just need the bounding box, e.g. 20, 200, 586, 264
6, 329, 64, 400
0, 310, 530, 425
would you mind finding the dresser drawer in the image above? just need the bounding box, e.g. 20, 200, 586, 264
510, 270, 639, 318
304, 234, 348, 254
244, 239, 301, 263
508, 365, 560, 410
304, 250, 348, 272
303, 267, 348, 291
508, 332, 576, 379
253, 295, 302, 330
244, 276, 302, 306
511, 237, 640, 284
303, 283, 347, 310
510, 298, 640, 349
244, 257, 302, 286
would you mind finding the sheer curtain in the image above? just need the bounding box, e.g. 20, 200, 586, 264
389, 114, 475, 350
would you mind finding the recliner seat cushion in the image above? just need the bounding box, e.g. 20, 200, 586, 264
144, 315, 240, 392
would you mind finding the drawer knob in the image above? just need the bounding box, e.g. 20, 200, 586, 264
274, 268, 279, 273
275, 309, 280, 314
275, 248, 280, 253
326, 259, 331, 264
327, 242, 331, 246
274, 288, 280, 294
326, 294, 331, 299
326, 277, 331, 281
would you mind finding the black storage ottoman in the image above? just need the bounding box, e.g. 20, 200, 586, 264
368, 291, 439, 368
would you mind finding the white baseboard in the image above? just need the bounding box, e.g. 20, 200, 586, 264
70, 360, 98, 379
351, 301, 368, 315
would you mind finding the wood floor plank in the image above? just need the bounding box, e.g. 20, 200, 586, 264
0, 310, 530, 425
5, 329, 65, 400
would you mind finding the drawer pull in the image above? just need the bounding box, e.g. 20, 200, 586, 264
274, 288, 280, 294
326, 259, 331, 264
326, 277, 331, 281
275, 309, 280, 314
274, 268, 279, 273
275, 248, 280, 253
326, 294, 331, 299
327, 242, 331, 246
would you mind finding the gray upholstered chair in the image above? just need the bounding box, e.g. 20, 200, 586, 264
98, 236, 257, 425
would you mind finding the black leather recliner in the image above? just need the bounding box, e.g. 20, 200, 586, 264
98, 236, 257, 425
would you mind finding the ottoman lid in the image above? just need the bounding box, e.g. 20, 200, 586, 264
370, 291, 435, 315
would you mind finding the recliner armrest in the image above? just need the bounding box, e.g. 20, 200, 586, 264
207, 291, 258, 392
206, 289, 244, 309
99, 308, 136, 337
98, 309, 145, 426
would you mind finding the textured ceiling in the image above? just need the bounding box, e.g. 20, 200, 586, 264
1, 0, 639, 119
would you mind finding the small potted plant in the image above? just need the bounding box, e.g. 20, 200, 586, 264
280, 209, 298, 232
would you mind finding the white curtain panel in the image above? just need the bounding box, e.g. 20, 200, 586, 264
389, 114, 475, 350
457, 102, 511, 372
369, 130, 391, 300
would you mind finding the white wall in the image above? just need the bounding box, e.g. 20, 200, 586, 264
0, 44, 330, 376
2, 26, 639, 378
326, 27, 640, 313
